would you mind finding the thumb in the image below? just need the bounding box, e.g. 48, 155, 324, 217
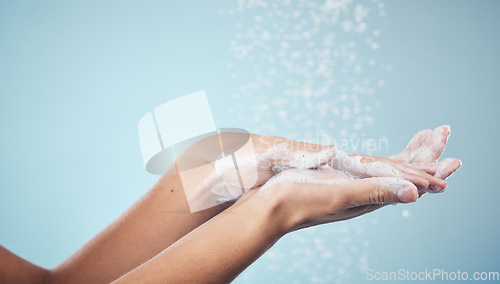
345, 177, 418, 206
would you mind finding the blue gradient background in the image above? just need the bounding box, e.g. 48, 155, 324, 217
0, 0, 499, 282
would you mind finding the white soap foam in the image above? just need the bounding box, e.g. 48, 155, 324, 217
206, 142, 337, 202
328, 150, 402, 179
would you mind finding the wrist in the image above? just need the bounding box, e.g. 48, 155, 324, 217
230, 188, 299, 237
249, 185, 306, 234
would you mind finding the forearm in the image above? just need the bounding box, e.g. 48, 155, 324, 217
0, 246, 49, 284
51, 167, 229, 284
112, 190, 288, 284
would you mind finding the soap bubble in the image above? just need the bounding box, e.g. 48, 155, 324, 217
223, 0, 390, 282
225, 0, 390, 141
402, 209, 411, 218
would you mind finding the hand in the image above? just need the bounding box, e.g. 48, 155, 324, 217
389, 125, 462, 192
203, 133, 337, 202
253, 166, 420, 233
328, 151, 447, 191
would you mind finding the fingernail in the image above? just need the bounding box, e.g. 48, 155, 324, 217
419, 178, 430, 190
397, 187, 418, 203
374, 178, 418, 203
428, 184, 446, 193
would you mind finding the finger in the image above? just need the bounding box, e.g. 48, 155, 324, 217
406, 129, 433, 152
378, 157, 442, 190
343, 177, 418, 207
404, 129, 433, 160
389, 129, 432, 162
331, 153, 432, 190
387, 153, 406, 162
411, 125, 450, 163
430, 125, 451, 161
427, 158, 462, 193
404, 168, 447, 191
398, 172, 430, 190
436, 158, 462, 180
287, 142, 338, 168
391, 161, 447, 191
407, 129, 435, 163
264, 142, 337, 169
408, 162, 437, 175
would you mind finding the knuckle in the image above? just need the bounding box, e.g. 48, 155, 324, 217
369, 187, 387, 204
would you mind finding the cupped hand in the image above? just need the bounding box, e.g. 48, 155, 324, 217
203, 133, 337, 202
185, 126, 461, 205
389, 125, 462, 192
253, 166, 420, 233
328, 151, 447, 192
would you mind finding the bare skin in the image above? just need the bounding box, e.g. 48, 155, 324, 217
389, 125, 462, 192
204, 132, 449, 201
0, 127, 461, 284
0, 247, 49, 284
111, 175, 410, 283
112, 162, 450, 283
